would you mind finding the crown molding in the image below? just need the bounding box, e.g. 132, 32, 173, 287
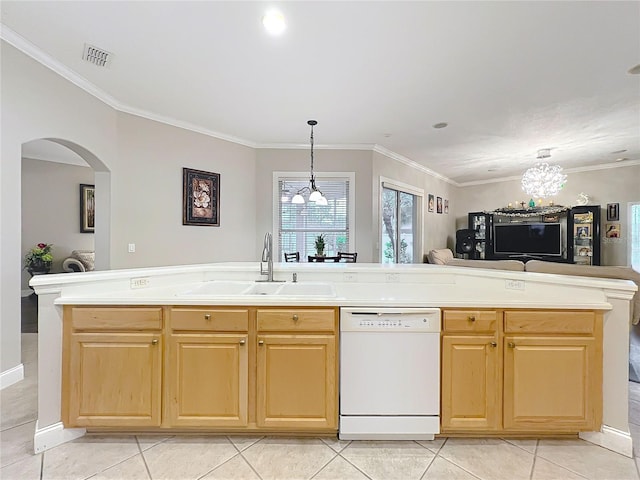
116, 104, 258, 148
372, 145, 458, 185
257, 142, 374, 150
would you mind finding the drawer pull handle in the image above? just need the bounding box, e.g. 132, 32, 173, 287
239, 339, 246, 345
489, 341, 497, 348
468, 315, 476, 322
151, 339, 158, 345
258, 340, 264, 346
204, 314, 211, 321
508, 342, 515, 348
293, 314, 299, 322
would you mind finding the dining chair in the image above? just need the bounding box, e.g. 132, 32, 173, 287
338, 252, 358, 263
284, 252, 300, 262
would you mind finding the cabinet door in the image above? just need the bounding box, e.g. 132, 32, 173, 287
441, 335, 501, 431
167, 334, 248, 427
256, 334, 337, 430
503, 336, 600, 431
67, 332, 162, 427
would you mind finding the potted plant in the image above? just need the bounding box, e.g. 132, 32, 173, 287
315, 234, 326, 257
24, 243, 53, 275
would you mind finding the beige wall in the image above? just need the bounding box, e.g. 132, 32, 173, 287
111, 113, 257, 268
455, 163, 640, 266
255, 148, 374, 261
1, 41, 117, 375
372, 151, 457, 259
21, 158, 95, 291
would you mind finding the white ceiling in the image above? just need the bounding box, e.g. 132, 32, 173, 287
3, 1, 639, 184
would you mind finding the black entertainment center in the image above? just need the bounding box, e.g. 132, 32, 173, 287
466, 206, 601, 265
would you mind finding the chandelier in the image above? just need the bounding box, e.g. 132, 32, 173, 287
521, 150, 567, 198
291, 120, 328, 205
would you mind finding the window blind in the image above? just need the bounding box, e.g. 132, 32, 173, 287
278, 178, 350, 261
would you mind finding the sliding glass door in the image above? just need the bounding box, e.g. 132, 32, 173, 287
381, 186, 419, 263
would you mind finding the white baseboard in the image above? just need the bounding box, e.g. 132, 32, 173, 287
0, 363, 24, 390
580, 425, 633, 458
34, 421, 86, 454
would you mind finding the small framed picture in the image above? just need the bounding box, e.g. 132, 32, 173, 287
444, 199, 449, 214
79, 184, 95, 233
607, 203, 619, 221
428, 194, 434, 213
436, 196, 443, 214
575, 225, 590, 238
605, 223, 620, 238
183, 168, 220, 226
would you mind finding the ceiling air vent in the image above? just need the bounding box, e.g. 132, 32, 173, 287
82, 44, 112, 67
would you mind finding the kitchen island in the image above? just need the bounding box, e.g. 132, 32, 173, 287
30, 262, 637, 456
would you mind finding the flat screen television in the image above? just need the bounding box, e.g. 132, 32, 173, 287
494, 223, 562, 256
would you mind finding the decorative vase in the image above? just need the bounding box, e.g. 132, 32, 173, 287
27, 259, 51, 276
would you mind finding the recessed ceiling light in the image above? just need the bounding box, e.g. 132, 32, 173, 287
616, 157, 629, 162
383, 133, 392, 138
262, 10, 286, 35
433, 122, 448, 129
611, 149, 628, 154
487, 168, 497, 172
628, 64, 640, 75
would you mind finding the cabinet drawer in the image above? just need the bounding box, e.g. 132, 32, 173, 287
257, 309, 336, 332
70, 307, 162, 331
504, 310, 595, 335
443, 310, 498, 333
170, 308, 249, 332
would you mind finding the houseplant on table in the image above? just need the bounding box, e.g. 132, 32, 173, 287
24, 242, 53, 275
315, 234, 326, 257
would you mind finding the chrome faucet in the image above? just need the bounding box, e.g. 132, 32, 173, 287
259, 232, 281, 282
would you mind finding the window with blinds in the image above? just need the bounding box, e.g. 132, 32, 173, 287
277, 177, 351, 261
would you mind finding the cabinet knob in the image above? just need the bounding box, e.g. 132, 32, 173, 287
204, 313, 211, 321
508, 342, 515, 348
468, 315, 476, 322
239, 339, 246, 345
258, 340, 264, 346
292, 314, 299, 322
489, 341, 497, 348
151, 339, 158, 345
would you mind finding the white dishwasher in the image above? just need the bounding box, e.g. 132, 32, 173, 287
339, 307, 441, 440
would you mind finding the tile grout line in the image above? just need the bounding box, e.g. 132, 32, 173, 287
233, 436, 265, 480
528, 439, 538, 480
39, 450, 44, 480
307, 441, 339, 480
136, 436, 154, 480
0, 417, 38, 434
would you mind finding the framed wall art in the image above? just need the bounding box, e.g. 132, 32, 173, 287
80, 184, 95, 233
436, 196, 443, 214
428, 194, 434, 213
606, 203, 619, 221
183, 167, 220, 226
605, 223, 620, 238
444, 199, 449, 214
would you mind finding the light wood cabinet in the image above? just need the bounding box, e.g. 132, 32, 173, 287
63, 307, 163, 427
166, 307, 250, 428
64, 305, 338, 432
256, 308, 338, 430
441, 308, 602, 434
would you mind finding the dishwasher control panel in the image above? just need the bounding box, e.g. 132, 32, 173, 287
340, 307, 440, 333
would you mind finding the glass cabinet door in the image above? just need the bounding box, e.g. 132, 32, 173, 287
568, 206, 601, 266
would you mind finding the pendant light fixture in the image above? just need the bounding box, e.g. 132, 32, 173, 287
521, 149, 567, 198
291, 120, 328, 206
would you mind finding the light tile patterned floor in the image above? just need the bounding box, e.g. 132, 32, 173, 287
2, 333, 640, 480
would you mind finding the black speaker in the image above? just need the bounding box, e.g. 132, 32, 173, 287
456, 229, 476, 255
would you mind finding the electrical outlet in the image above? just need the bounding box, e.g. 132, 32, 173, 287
505, 279, 525, 290
128, 243, 136, 253
130, 277, 150, 289
385, 273, 399, 283
343, 272, 358, 282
